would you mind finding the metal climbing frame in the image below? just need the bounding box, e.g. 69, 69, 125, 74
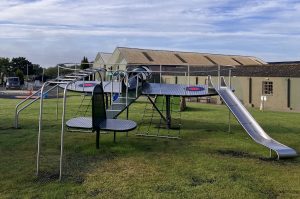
14, 63, 99, 128
136, 95, 182, 139
35, 63, 104, 179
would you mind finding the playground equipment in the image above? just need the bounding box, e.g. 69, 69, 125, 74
14, 64, 103, 128
58, 64, 297, 159
137, 96, 182, 138
209, 75, 297, 158
14, 63, 297, 180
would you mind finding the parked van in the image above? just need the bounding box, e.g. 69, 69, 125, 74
6, 77, 21, 89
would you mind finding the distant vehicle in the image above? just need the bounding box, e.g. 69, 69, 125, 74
6, 77, 21, 90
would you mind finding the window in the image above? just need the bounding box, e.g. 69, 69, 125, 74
142, 52, 154, 62
262, 81, 273, 95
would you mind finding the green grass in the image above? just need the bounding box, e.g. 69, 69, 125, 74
1, 95, 300, 198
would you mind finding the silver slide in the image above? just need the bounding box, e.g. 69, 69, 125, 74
211, 77, 297, 159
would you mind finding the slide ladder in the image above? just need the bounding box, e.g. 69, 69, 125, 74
105, 72, 142, 119
208, 76, 297, 159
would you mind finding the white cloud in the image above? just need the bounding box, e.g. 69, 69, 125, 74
0, 0, 300, 66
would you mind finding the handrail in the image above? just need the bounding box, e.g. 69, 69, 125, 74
15, 84, 58, 128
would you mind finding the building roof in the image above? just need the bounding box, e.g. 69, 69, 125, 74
98, 52, 112, 64
184, 64, 300, 77
233, 64, 300, 77
116, 47, 266, 66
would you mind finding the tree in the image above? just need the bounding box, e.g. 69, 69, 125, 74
44, 66, 58, 79
15, 69, 24, 84
0, 57, 10, 84
80, 56, 90, 70
9, 57, 33, 76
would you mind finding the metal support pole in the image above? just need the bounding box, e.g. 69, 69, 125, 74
159, 65, 162, 84
59, 84, 69, 181
27, 64, 29, 89
56, 66, 60, 119
135, 75, 138, 98
218, 65, 220, 89
147, 96, 167, 122
114, 131, 116, 143
36, 83, 47, 176
228, 69, 232, 89
166, 96, 171, 129
111, 74, 113, 105
188, 65, 190, 86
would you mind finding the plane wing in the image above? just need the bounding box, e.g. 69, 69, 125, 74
61, 81, 218, 97
142, 83, 217, 97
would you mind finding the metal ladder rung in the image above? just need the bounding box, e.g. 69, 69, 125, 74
118, 97, 136, 99
112, 102, 127, 105
71, 73, 88, 76
57, 78, 77, 81
65, 75, 82, 78
48, 81, 73, 84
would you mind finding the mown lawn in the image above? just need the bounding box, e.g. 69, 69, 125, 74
0, 95, 300, 198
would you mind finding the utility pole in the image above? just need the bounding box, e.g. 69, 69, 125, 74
27, 64, 29, 89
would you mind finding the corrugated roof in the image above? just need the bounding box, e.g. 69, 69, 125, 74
116, 47, 266, 66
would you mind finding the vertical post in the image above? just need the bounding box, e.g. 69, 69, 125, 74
159, 65, 162, 84
184, 72, 187, 95
228, 69, 232, 131
56, 66, 60, 120
165, 96, 171, 129
218, 65, 220, 89
188, 65, 190, 86
126, 74, 128, 106
118, 73, 121, 94
249, 77, 252, 105
59, 85, 69, 181
287, 78, 291, 109
111, 73, 113, 105
36, 83, 46, 176
228, 69, 231, 89
27, 64, 29, 89
135, 75, 138, 98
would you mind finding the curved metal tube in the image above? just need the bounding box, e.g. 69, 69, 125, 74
15, 83, 57, 128
36, 81, 48, 176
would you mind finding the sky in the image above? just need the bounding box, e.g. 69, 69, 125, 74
0, 0, 300, 67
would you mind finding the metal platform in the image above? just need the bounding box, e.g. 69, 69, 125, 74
62, 81, 218, 97
142, 83, 216, 97
66, 117, 136, 132
61, 81, 122, 93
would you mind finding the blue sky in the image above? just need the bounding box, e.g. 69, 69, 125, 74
0, 0, 300, 67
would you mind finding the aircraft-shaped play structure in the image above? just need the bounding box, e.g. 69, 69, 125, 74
14, 63, 297, 180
